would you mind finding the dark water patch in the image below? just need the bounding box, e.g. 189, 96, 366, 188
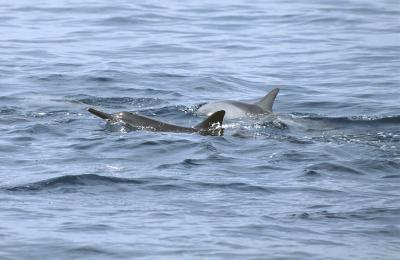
0, 96, 25, 102
158, 153, 232, 170
293, 208, 400, 222
61, 223, 114, 232
270, 150, 329, 164
206, 154, 234, 163
305, 16, 363, 26
293, 210, 347, 220
85, 76, 114, 83
145, 183, 192, 192
158, 158, 205, 170
147, 72, 189, 78
67, 246, 121, 259
359, 225, 400, 239
182, 158, 204, 167
319, 6, 400, 16
280, 150, 316, 162
31, 73, 69, 82
139, 139, 193, 146
307, 204, 331, 210
302, 170, 322, 177
231, 129, 254, 139
383, 175, 400, 179
10, 6, 129, 14
0, 143, 23, 153
298, 238, 347, 247
77, 70, 134, 84
67, 140, 104, 151
193, 181, 273, 194
0, 15, 14, 23
137, 12, 192, 22
8, 38, 77, 44
10, 136, 35, 143
0, 107, 17, 115
53, 62, 83, 68
99, 16, 160, 26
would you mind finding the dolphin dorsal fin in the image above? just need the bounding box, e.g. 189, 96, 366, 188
254, 88, 279, 112
195, 110, 225, 130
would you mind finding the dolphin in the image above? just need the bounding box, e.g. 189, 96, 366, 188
197, 88, 279, 119
88, 108, 225, 135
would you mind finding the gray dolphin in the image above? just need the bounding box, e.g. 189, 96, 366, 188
88, 108, 225, 135
197, 88, 279, 119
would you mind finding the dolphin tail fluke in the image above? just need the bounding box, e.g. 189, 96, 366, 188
195, 110, 225, 130
88, 108, 113, 120
254, 88, 279, 112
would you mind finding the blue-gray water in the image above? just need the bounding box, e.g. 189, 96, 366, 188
1, 0, 399, 259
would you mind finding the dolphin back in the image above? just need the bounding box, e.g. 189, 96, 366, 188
88, 107, 224, 135
254, 88, 279, 112
195, 110, 225, 130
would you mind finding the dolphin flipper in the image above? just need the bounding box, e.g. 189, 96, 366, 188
88, 108, 113, 120
254, 88, 279, 112
195, 110, 225, 130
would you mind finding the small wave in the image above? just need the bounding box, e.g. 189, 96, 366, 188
32, 73, 69, 82
99, 16, 151, 26
147, 72, 189, 78
7, 174, 146, 192
383, 175, 400, 179
271, 135, 314, 144
298, 114, 400, 127
292, 207, 400, 221
72, 95, 163, 109
6, 174, 273, 194
305, 162, 364, 176
194, 181, 273, 194
118, 88, 182, 96
0, 106, 17, 115
140, 105, 192, 117
8, 123, 66, 137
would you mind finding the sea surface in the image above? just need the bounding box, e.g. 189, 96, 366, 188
0, 0, 399, 259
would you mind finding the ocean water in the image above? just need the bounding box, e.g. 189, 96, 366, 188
1, 0, 399, 259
